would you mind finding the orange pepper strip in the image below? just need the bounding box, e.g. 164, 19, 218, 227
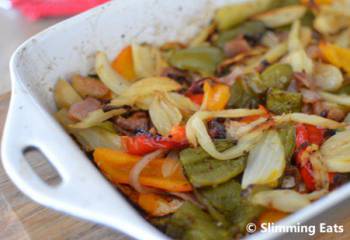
93, 148, 192, 192
257, 209, 288, 227
300, 0, 332, 5
240, 105, 270, 123
112, 45, 136, 80
202, 81, 230, 111
319, 42, 350, 74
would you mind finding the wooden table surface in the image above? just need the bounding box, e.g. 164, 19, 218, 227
0, 92, 349, 240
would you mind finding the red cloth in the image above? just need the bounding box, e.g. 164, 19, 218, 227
12, 0, 110, 20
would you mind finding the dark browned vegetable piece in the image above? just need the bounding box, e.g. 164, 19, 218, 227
166, 201, 231, 240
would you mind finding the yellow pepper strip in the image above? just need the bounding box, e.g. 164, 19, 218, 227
202, 81, 230, 111
319, 42, 350, 74
300, 0, 332, 5
93, 148, 192, 192
112, 45, 136, 81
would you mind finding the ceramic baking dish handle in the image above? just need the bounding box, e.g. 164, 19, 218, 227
1, 83, 168, 240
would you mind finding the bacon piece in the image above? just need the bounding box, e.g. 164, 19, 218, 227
293, 72, 316, 90
306, 45, 322, 60
224, 36, 251, 58
114, 111, 150, 135
68, 97, 102, 120
161, 67, 192, 85
72, 75, 109, 98
312, 102, 345, 122
207, 119, 226, 139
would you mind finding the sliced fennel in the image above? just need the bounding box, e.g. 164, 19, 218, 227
149, 94, 182, 136
252, 189, 327, 213
242, 130, 286, 188
69, 109, 125, 129
273, 113, 344, 129
95, 51, 130, 95
321, 130, 350, 172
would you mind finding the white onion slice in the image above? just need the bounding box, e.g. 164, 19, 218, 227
69, 109, 125, 129
169, 192, 204, 209
95, 51, 130, 95
273, 113, 343, 129
129, 149, 166, 193
319, 91, 350, 107
321, 130, 350, 172
186, 108, 265, 146
162, 151, 180, 178
314, 63, 343, 91
191, 116, 267, 160
149, 94, 182, 136
252, 189, 327, 213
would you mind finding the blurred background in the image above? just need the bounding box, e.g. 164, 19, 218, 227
0, 0, 109, 95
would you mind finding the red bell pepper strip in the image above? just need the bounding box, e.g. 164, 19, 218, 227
187, 93, 204, 105
122, 126, 188, 155
295, 124, 325, 192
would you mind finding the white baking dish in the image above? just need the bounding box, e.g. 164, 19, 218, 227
2, 0, 350, 239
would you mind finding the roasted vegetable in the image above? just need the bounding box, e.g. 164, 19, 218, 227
321, 130, 350, 173
54, 79, 82, 109
285, 20, 314, 74
252, 5, 306, 28
149, 94, 182, 136
70, 109, 125, 129
314, 63, 343, 91
199, 179, 264, 232
242, 130, 286, 188
228, 78, 262, 108
247, 42, 288, 71
93, 148, 192, 192
273, 113, 344, 129
112, 45, 136, 81
257, 209, 288, 225
319, 42, 350, 74
166, 202, 231, 240
122, 128, 187, 155
132, 44, 167, 78
216, 21, 266, 48
300, 0, 333, 5
202, 81, 230, 111
180, 141, 245, 187
252, 189, 326, 212
244, 72, 266, 94
138, 193, 183, 217
187, 111, 267, 160
278, 125, 296, 162
295, 124, 327, 191
55, 109, 122, 151
72, 127, 122, 152
190, 23, 216, 47
95, 51, 131, 95
260, 64, 293, 90
266, 89, 302, 114
319, 92, 350, 107
214, 0, 274, 30
169, 46, 224, 76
